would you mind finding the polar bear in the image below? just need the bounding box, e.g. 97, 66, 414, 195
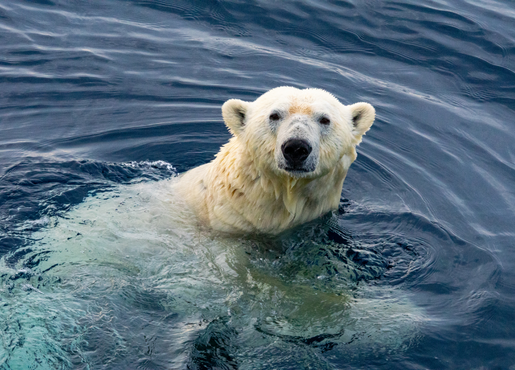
175, 86, 375, 234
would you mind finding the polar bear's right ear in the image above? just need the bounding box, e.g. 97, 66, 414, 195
222, 99, 250, 136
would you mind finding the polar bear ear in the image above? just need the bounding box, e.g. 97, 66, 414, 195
222, 99, 250, 136
349, 102, 375, 140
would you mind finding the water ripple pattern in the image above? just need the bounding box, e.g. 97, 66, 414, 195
1, 0, 514, 369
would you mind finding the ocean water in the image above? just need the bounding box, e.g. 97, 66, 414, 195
1, 0, 514, 369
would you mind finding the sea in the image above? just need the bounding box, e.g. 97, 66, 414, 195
1, 0, 514, 369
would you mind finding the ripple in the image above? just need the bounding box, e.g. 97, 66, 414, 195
1, 0, 515, 367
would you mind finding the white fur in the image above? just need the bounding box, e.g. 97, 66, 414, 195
174, 86, 375, 234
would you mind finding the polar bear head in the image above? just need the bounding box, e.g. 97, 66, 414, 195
221, 86, 375, 180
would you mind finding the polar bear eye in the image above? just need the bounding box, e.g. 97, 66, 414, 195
319, 117, 330, 125
269, 112, 281, 121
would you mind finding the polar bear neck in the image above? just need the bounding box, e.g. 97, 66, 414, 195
202, 139, 348, 234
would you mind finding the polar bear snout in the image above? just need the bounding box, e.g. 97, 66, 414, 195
281, 139, 312, 168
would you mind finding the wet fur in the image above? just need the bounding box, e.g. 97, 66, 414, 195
174, 86, 375, 234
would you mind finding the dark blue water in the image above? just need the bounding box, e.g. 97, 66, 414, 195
1, 0, 515, 369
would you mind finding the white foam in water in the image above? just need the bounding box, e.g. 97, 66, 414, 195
0, 179, 426, 368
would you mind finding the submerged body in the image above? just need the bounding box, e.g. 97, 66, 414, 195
0, 179, 423, 368
175, 86, 375, 234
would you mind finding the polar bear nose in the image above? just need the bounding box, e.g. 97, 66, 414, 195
281, 139, 312, 166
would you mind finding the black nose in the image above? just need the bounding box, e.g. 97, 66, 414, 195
281, 139, 312, 166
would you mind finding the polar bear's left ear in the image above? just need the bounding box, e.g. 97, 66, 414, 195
222, 99, 250, 136
349, 102, 375, 141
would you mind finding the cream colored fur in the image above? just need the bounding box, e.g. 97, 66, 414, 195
174, 86, 375, 234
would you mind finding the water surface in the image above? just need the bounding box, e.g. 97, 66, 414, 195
1, 0, 515, 369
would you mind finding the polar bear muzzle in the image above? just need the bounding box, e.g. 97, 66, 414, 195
281, 139, 312, 171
